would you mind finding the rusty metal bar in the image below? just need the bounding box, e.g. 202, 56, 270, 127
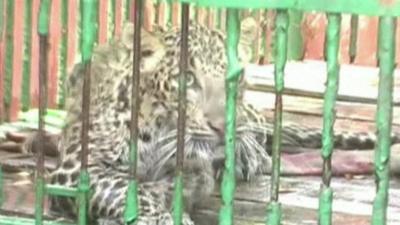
123, 0, 143, 222
129, 0, 142, 182
349, 15, 358, 63
80, 62, 91, 171
35, 1, 51, 224
176, 4, 189, 174
173, 4, 190, 225
78, 0, 97, 224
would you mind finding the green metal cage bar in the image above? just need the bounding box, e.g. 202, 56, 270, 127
45, 185, 79, 198
0, 1, 398, 225
124, 0, 131, 21
57, 0, 68, 109
166, 0, 173, 27
153, 0, 161, 26
218, 9, 242, 225
372, 16, 396, 225
194, 6, 199, 22
318, 13, 341, 225
0, 215, 73, 225
215, 8, 222, 29
108, 0, 116, 40
0, 0, 4, 40
0, 167, 3, 207
259, 9, 268, 64
349, 15, 358, 63
21, 0, 33, 111
178, 0, 400, 16
4, 0, 14, 121
266, 9, 288, 225
287, 9, 303, 60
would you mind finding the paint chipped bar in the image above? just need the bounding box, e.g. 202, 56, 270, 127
179, 0, 400, 16
372, 16, 396, 225
318, 12, 341, 225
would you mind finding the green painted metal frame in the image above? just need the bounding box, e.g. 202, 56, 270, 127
3, 0, 14, 121
318, 13, 341, 225
57, 0, 69, 109
0, 1, 398, 225
123, 0, 142, 223
175, 1, 397, 225
0, 0, 4, 40
0, 0, 98, 224
349, 15, 358, 63
219, 9, 241, 225
178, 0, 400, 16
21, 0, 33, 111
372, 16, 396, 225
266, 10, 287, 225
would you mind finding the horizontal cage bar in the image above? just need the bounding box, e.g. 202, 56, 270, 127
177, 0, 400, 16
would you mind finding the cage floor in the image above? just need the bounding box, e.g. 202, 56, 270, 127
1, 168, 400, 225
1, 60, 400, 224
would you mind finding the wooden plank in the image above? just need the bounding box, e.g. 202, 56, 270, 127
244, 60, 400, 104
246, 92, 400, 127
190, 175, 400, 225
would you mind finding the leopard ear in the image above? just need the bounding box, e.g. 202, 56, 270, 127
140, 29, 166, 73
121, 22, 166, 73
121, 22, 134, 48
238, 16, 258, 65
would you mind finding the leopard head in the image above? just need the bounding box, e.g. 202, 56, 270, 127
139, 18, 271, 180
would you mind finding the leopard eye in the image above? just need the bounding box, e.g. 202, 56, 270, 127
186, 71, 195, 86
141, 49, 154, 57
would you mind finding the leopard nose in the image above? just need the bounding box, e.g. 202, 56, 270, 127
207, 121, 225, 138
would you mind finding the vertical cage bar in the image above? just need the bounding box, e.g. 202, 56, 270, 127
371, 16, 396, 225
58, 0, 69, 109
266, 10, 288, 225
173, 4, 189, 225
0, 167, 3, 207
206, 8, 211, 27
36, 1, 51, 224
349, 15, 358, 63
216, 9, 222, 29
78, 0, 97, 224
259, 9, 268, 64
21, 0, 33, 111
123, 0, 143, 223
94, 0, 100, 44
287, 9, 304, 61
0, 0, 4, 39
153, 0, 160, 26
124, 0, 131, 21
166, 0, 173, 28
3, 0, 14, 121
318, 13, 341, 225
194, 6, 199, 22
108, 0, 117, 39
218, 9, 241, 225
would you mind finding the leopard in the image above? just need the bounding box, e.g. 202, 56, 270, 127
48, 18, 267, 225
20, 16, 400, 225
49, 24, 212, 225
